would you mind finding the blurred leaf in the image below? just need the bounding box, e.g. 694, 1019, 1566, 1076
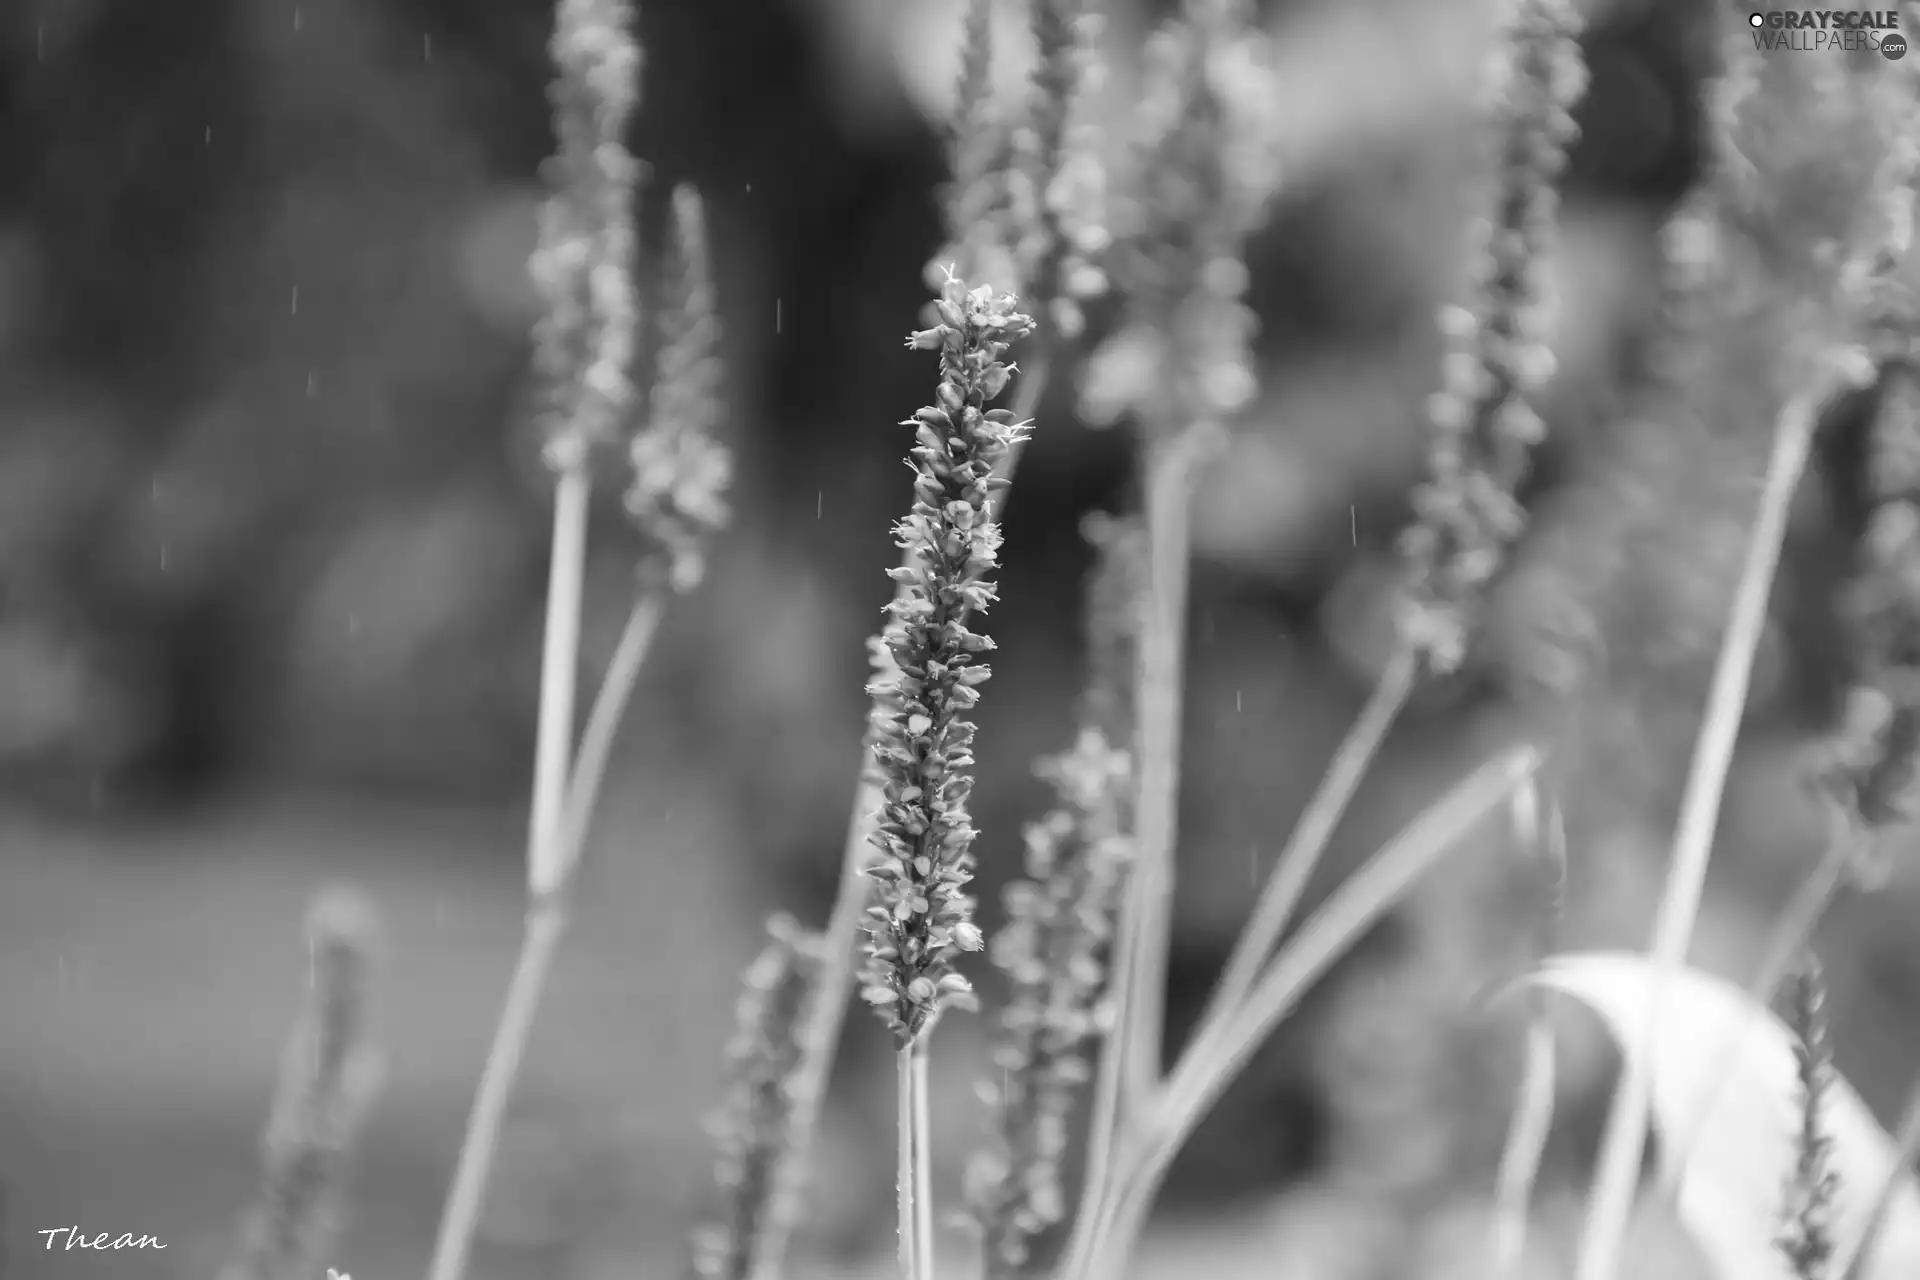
1531, 952, 1920, 1280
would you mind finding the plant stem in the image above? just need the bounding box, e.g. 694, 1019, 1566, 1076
1575, 394, 1818, 1280
1661, 825, 1855, 1196
896, 1041, 934, 1280
425, 897, 570, 1280
427, 480, 669, 1280
1492, 1015, 1558, 1275
425, 464, 591, 1280
529, 464, 592, 899
912, 1040, 934, 1280
1117, 429, 1202, 1102
985, 352, 1051, 524
1061, 744, 1541, 1280
753, 359, 1048, 1280
1192, 642, 1418, 1076
556, 591, 666, 863
1061, 429, 1201, 1280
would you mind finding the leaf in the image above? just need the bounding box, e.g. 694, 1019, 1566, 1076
1531, 951, 1920, 1280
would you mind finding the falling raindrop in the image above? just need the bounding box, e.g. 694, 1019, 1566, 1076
775, 298, 782, 334
159, 544, 170, 572
293, 6, 302, 33
205, 126, 212, 146
1235, 690, 1242, 713
1350, 505, 1357, 545
307, 371, 317, 397
424, 34, 433, 61
817, 491, 823, 520
291, 286, 300, 316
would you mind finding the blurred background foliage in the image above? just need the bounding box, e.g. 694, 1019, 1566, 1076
2, 0, 1918, 1277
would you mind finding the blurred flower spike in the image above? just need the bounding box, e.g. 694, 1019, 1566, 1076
527, 0, 644, 472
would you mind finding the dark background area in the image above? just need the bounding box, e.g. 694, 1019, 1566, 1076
2, 1, 1916, 1277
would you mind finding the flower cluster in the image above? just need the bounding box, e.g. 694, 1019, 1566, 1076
1801, 45, 1920, 889
1812, 369, 1920, 889
969, 727, 1133, 1276
1014, 0, 1110, 340
1077, 2, 1266, 434
1397, 0, 1587, 676
858, 271, 1037, 1046
690, 914, 824, 1280
928, 0, 1108, 341
1775, 954, 1839, 1279
627, 184, 732, 594
527, 0, 644, 473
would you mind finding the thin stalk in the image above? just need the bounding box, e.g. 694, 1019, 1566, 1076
556, 591, 666, 863
753, 360, 1048, 1280
425, 898, 570, 1280
895, 1042, 934, 1280
1662, 826, 1855, 1195
1063, 430, 1198, 1276
1837, 1069, 1920, 1279
1492, 1016, 1558, 1274
1118, 429, 1202, 1102
428, 486, 671, 1280
912, 1041, 934, 1280
1190, 642, 1419, 1080
984, 350, 1052, 522
1060, 744, 1541, 1280
1575, 395, 1818, 1280
425, 464, 591, 1280
1070, 603, 1416, 1278
1491, 773, 1568, 1275
529, 464, 592, 898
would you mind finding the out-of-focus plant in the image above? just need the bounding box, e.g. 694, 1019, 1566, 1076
1577, 12, 1920, 1277
220, 891, 384, 1280
198, 0, 1920, 1277
419, 3, 734, 1280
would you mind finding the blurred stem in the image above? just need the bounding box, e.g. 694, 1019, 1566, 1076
896, 1040, 934, 1280
529, 464, 591, 897
1576, 393, 1817, 1280
984, 350, 1051, 524
753, 355, 1048, 1280
425, 898, 569, 1280
428, 481, 669, 1280
1118, 428, 1202, 1100
557, 591, 667, 863
1492, 1015, 1558, 1274
1492, 774, 1568, 1276
1190, 642, 1418, 1084
1063, 427, 1199, 1280
1063, 744, 1541, 1280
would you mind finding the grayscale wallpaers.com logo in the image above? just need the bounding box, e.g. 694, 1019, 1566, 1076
1747, 9, 1907, 59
